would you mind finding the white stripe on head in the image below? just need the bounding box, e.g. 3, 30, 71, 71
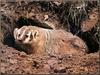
14, 28, 18, 39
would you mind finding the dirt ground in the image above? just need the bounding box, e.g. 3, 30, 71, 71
0, 0, 100, 74
0, 43, 99, 74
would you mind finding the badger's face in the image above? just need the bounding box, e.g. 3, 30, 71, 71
14, 26, 39, 44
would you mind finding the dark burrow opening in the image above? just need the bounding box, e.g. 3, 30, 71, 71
2, 17, 99, 54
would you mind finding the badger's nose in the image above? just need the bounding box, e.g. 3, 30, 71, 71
18, 39, 23, 43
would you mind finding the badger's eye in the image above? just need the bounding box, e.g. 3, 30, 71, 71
18, 34, 21, 37
25, 34, 28, 38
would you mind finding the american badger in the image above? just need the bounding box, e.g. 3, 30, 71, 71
14, 26, 88, 56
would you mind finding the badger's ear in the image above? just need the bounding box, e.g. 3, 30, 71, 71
13, 28, 19, 39
32, 30, 39, 40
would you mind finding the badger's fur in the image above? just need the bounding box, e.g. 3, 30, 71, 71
14, 26, 88, 56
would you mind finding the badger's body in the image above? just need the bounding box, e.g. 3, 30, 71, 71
14, 26, 88, 56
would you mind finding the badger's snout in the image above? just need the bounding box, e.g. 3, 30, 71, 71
14, 28, 24, 43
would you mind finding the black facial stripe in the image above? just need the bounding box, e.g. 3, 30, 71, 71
22, 29, 29, 42
29, 33, 33, 41
23, 28, 32, 42
17, 27, 27, 39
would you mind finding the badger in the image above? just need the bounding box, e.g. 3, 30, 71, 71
14, 26, 88, 56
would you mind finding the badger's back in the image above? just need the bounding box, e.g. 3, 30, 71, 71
43, 29, 88, 56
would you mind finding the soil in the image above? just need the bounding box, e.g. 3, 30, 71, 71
0, 0, 100, 74
0, 43, 99, 74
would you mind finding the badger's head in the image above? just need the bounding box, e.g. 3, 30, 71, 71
14, 26, 39, 45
